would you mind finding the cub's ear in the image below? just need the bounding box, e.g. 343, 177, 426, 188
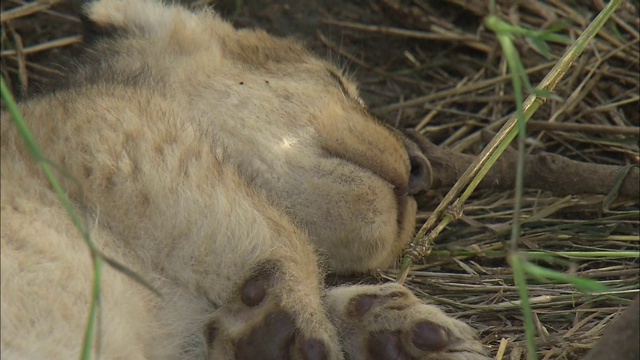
71, 0, 220, 51
72, 0, 198, 42
71, 0, 119, 44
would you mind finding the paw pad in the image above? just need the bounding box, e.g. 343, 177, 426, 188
352, 294, 378, 317
411, 321, 449, 352
300, 338, 328, 360
234, 310, 328, 360
350, 291, 409, 318
235, 310, 295, 359
367, 331, 411, 360
240, 272, 269, 307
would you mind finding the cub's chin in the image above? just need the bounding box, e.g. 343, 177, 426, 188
266, 159, 419, 274
321, 192, 418, 275
396, 195, 419, 257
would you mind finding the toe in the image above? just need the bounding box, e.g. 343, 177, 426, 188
240, 272, 270, 307
351, 294, 378, 318
235, 310, 295, 359
300, 338, 328, 360
411, 321, 449, 352
368, 332, 412, 360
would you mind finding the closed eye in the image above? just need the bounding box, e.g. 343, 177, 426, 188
327, 70, 365, 107
327, 70, 349, 97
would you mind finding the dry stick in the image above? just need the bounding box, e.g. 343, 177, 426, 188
449, 39, 639, 154
372, 62, 555, 114
396, 0, 625, 284
7, 25, 28, 95
527, 120, 639, 135
322, 19, 492, 53
0, 35, 82, 57
409, 131, 639, 199
0, 0, 63, 23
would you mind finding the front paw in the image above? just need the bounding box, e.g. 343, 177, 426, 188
205, 263, 341, 360
325, 283, 489, 360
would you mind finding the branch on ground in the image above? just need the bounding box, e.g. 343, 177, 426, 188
406, 129, 639, 199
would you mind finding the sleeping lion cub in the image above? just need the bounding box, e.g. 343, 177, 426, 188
0, 0, 488, 358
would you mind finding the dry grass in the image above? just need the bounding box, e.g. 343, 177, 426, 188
2, 0, 638, 359
323, 1, 639, 359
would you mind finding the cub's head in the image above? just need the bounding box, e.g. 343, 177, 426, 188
80, 0, 432, 273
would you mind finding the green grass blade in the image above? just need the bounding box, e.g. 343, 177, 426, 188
1, 77, 100, 359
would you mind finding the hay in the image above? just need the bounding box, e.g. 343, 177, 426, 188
2, 0, 638, 358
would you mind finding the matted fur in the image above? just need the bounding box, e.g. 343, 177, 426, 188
0, 0, 488, 359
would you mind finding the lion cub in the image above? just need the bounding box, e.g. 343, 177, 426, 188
0, 0, 488, 359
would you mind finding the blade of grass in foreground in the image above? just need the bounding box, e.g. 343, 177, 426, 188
1, 77, 103, 359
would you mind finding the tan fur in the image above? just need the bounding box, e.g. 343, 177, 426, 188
0, 0, 487, 359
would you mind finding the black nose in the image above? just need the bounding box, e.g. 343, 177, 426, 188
407, 154, 432, 196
